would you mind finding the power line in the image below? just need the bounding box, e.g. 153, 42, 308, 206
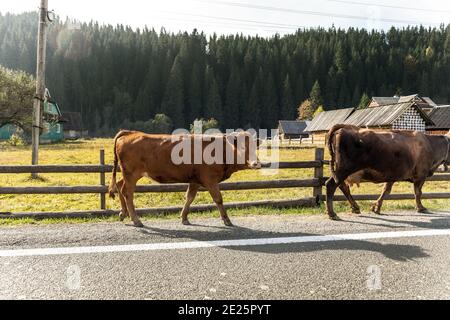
151, 15, 299, 33
195, 0, 444, 26
327, 0, 450, 15
162, 11, 307, 30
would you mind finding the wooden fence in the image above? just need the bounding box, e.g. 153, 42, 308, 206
0, 148, 449, 218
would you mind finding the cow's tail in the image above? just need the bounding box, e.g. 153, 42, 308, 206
326, 124, 347, 183
108, 130, 133, 199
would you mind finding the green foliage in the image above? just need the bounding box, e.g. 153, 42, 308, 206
120, 113, 173, 134
7, 133, 27, 146
358, 93, 371, 109
1, 12, 450, 134
309, 80, 323, 110
0, 65, 34, 131
190, 118, 219, 133
281, 75, 295, 120
313, 105, 324, 117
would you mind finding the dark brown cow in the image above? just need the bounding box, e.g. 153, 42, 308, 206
325, 125, 450, 220
108, 130, 261, 227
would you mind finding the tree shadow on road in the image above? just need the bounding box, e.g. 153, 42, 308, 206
137, 223, 430, 262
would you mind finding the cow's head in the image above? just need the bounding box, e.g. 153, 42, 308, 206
226, 131, 261, 169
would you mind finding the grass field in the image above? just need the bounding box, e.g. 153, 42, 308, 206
0, 138, 449, 225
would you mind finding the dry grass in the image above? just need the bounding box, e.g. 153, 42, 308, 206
0, 139, 449, 222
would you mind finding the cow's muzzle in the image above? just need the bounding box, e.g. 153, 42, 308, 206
247, 161, 262, 169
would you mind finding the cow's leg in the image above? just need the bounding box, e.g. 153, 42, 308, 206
123, 176, 143, 227
325, 177, 340, 220
413, 180, 428, 213
338, 183, 360, 214
371, 182, 394, 214
116, 179, 128, 221
180, 183, 199, 225
207, 184, 233, 226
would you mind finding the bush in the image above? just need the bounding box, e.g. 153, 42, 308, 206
8, 133, 27, 146
119, 114, 173, 134
190, 118, 220, 133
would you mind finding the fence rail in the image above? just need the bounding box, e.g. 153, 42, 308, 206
0, 148, 449, 218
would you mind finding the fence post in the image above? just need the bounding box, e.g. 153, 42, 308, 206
99, 149, 106, 210
313, 148, 324, 204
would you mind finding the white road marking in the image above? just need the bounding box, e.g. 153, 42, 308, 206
0, 229, 449, 258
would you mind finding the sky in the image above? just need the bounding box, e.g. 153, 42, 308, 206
1, 0, 450, 36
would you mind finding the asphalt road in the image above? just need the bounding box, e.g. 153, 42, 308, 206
0, 210, 450, 300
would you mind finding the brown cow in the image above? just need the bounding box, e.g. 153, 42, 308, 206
108, 130, 261, 227
325, 125, 450, 220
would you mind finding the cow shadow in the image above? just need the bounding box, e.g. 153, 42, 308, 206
136, 222, 430, 262
356, 213, 450, 230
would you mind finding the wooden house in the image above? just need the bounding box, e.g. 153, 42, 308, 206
0, 99, 64, 143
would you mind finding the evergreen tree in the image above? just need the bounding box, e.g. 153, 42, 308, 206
223, 67, 241, 129
281, 75, 294, 119
245, 81, 261, 129
1, 12, 449, 134
161, 56, 185, 128
309, 80, 323, 110
358, 93, 371, 109
188, 63, 203, 123
203, 66, 223, 124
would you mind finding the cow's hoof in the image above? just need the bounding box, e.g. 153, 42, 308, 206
223, 219, 234, 227
352, 208, 361, 214
418, 208, 431, 214
328, 214, 341, 221
181, 219, 191, 225
371, 206, 381, 215
119, 212, 127, 221
133, 220, 144, 228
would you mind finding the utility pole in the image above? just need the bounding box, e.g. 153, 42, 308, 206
31, 0, 49, 178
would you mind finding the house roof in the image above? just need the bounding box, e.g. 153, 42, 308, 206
371, 97, 400, 105
278, 120, 309, 135
427, 106, 450, 130
371, 94, 437, 108
61, 111, 83, 131
305, 108, 355, 132
344, 102, 434, 127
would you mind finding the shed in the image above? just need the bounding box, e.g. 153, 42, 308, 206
426, 106, 450, 135
61, 111, 87, 139
304, 108, 355, 143
278, 120, 310, 141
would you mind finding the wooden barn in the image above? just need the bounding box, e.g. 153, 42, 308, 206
305, 101, 434, 144
304, 108, 355, 144
277, 120, 309, 142
426, 105, 450, 135
343, 101, 433, 131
